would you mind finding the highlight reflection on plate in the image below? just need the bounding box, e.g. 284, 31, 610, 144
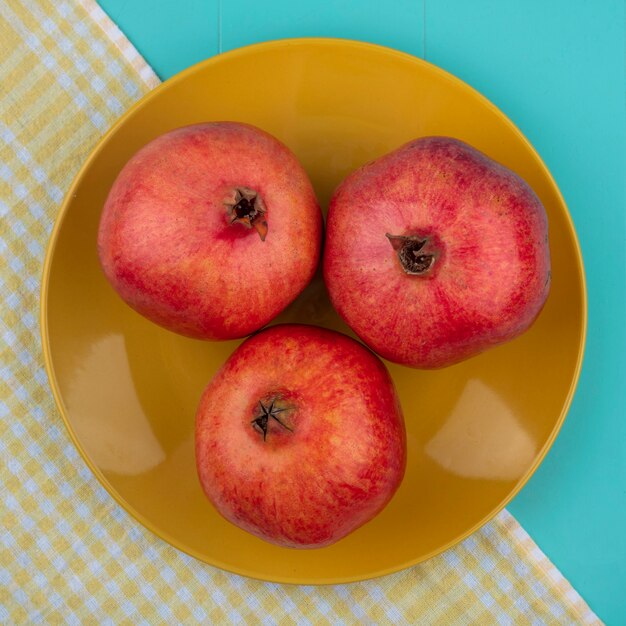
425, 379, 537, 481
41, 39, 586, 584
66, 334, 166, 475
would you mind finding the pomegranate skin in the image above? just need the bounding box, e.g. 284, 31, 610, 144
98, 122, 322, 340
323, 137, 551, 369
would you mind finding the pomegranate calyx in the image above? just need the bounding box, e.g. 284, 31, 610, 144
386, 233, 437, 275
225, 187, 268, 240
251, 399, 292, 441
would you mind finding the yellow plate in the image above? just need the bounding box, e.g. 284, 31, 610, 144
41, 39, 586, 584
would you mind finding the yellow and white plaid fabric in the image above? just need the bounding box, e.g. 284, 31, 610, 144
0, 1, 601, 623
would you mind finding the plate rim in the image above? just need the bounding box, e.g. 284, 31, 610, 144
39, 37, 588, 584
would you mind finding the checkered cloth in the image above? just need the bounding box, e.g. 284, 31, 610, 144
0, 0, 601, 623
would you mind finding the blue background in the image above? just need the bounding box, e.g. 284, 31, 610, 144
99, 1, 626, 622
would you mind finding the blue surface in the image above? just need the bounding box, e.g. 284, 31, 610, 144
99, 0, 626, 622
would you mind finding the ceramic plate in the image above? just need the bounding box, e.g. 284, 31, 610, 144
41, 39, 586, 583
